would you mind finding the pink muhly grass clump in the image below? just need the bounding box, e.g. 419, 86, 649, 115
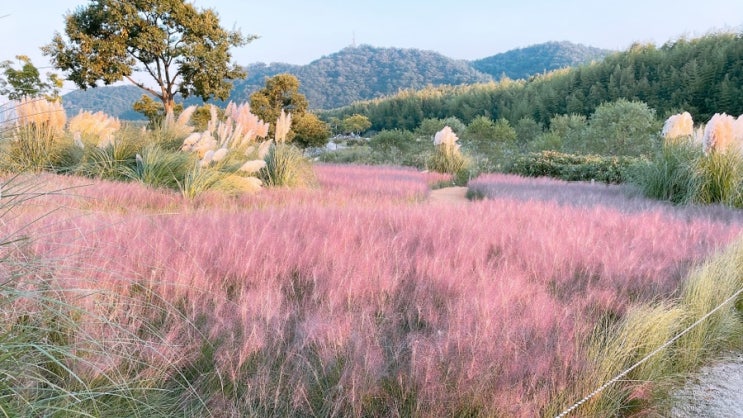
13, 165, 743, 416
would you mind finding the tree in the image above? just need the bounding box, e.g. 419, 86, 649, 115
251, 74, 328, 147
341, 114, 371, 135
293, 113, 330, 148
586, 99, 659, 156
43, 0, 254, 115
250, 74, 308, 132
132, 94, 184, 127
0, 55, 62, 100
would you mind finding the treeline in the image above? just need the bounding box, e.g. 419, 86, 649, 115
471, 41, 611, 80
325, 32, 743, 131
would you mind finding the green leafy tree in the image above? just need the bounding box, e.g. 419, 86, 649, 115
416, 117, 466, 137
132, 94, 163, 126
341, 114, 371, 135
514, 117, 543, 146
250, 74, 308, 130
293, 113, 330, 148
492, 118, 517, 143
132, 94, 184, 127
0, 55, 62, 100
586, 99, 659, 156
251, 74, 328, 147
466, 115, 498, 139
43, 0, 254, 115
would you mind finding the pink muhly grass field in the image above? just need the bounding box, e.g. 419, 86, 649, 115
4, 167, 742, 416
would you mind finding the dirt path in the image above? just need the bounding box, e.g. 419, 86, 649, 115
671, 351, 743, 417
428, 186, 469, 204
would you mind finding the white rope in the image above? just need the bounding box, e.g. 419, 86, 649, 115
555, 285, 743, 418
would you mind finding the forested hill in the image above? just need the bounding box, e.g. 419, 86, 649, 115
229, 45, 492, 109
60, 42, 613, 118
327, 33, 743, 131
472, 41, 613, 80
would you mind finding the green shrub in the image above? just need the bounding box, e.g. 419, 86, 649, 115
121, 145, 193, 189
369, 129, 416, 154
259, 143, 316, 187
318, 146, 375, 164
0, 176, 196, 416
507, 151, 640, 184
689, 150, 743, 206
415, 117, 466, 137
629, 140, 700, 204
585, 99, 660, 157
1, 124, 68, 173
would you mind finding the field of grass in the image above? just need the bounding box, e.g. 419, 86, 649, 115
2, 165, 743, 416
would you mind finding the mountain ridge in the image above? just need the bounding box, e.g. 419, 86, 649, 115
61, 41, 613, 119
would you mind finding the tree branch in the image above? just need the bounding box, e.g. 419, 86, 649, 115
124, 75, 162, 99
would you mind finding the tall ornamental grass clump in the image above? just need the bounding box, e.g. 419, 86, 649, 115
632, 111, 743, 207
1, 97, 67, 171
259, 110, 316, 187
630, 139, 700, 204
555, 238, 743, 417
0, 175, 207, 416
428, 126, 468, 175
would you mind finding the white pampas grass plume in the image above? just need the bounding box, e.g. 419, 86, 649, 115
213, 147, 228, 162
182, 132, 202, 150
662, 112, 693, 140
433, 126, 459, 147
163, 106, 196, 138
734, 114, 743, 142
226, 102, 269, 139
275, 110, 292, 143
97, 135, 115, 149
239, 159, 266, 173
241, 176, 263, 192
176, 105, 197, 128
14, 97, 66, 133
703, 113, 735, 154
200, 150, 215, 167
257, 140, 272, 159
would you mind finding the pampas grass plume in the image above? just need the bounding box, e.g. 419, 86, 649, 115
662, 112, 693, 141
433, 126, 458, 147
703, 113, 735, 154
239, 159, 266, 173
275, 110, 292, 143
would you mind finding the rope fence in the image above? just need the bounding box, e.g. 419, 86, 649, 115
555, 285, 743, 418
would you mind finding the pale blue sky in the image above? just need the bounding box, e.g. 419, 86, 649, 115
2, 0, 743, 94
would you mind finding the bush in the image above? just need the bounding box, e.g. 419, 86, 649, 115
259, 143, 316, 187
585, 99, 660, 156
629, 140, 700, 204
689, 150, 743, 206
507, 151, 640, 184
1, 98, 68, 172
427, 127, 468, 175
416, 117, 466, 137
121, 145, 193, 189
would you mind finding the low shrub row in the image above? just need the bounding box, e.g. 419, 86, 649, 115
507, 150, 641, 184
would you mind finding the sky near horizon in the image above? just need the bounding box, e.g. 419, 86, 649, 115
2, 0, 743, 94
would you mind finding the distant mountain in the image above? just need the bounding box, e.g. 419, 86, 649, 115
472, 41, 613, 80
230, 45, 492, 109
62, 42, 613, 118
63, 85, 149, 120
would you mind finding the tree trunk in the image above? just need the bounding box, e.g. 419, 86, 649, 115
162, 94, 176, 116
